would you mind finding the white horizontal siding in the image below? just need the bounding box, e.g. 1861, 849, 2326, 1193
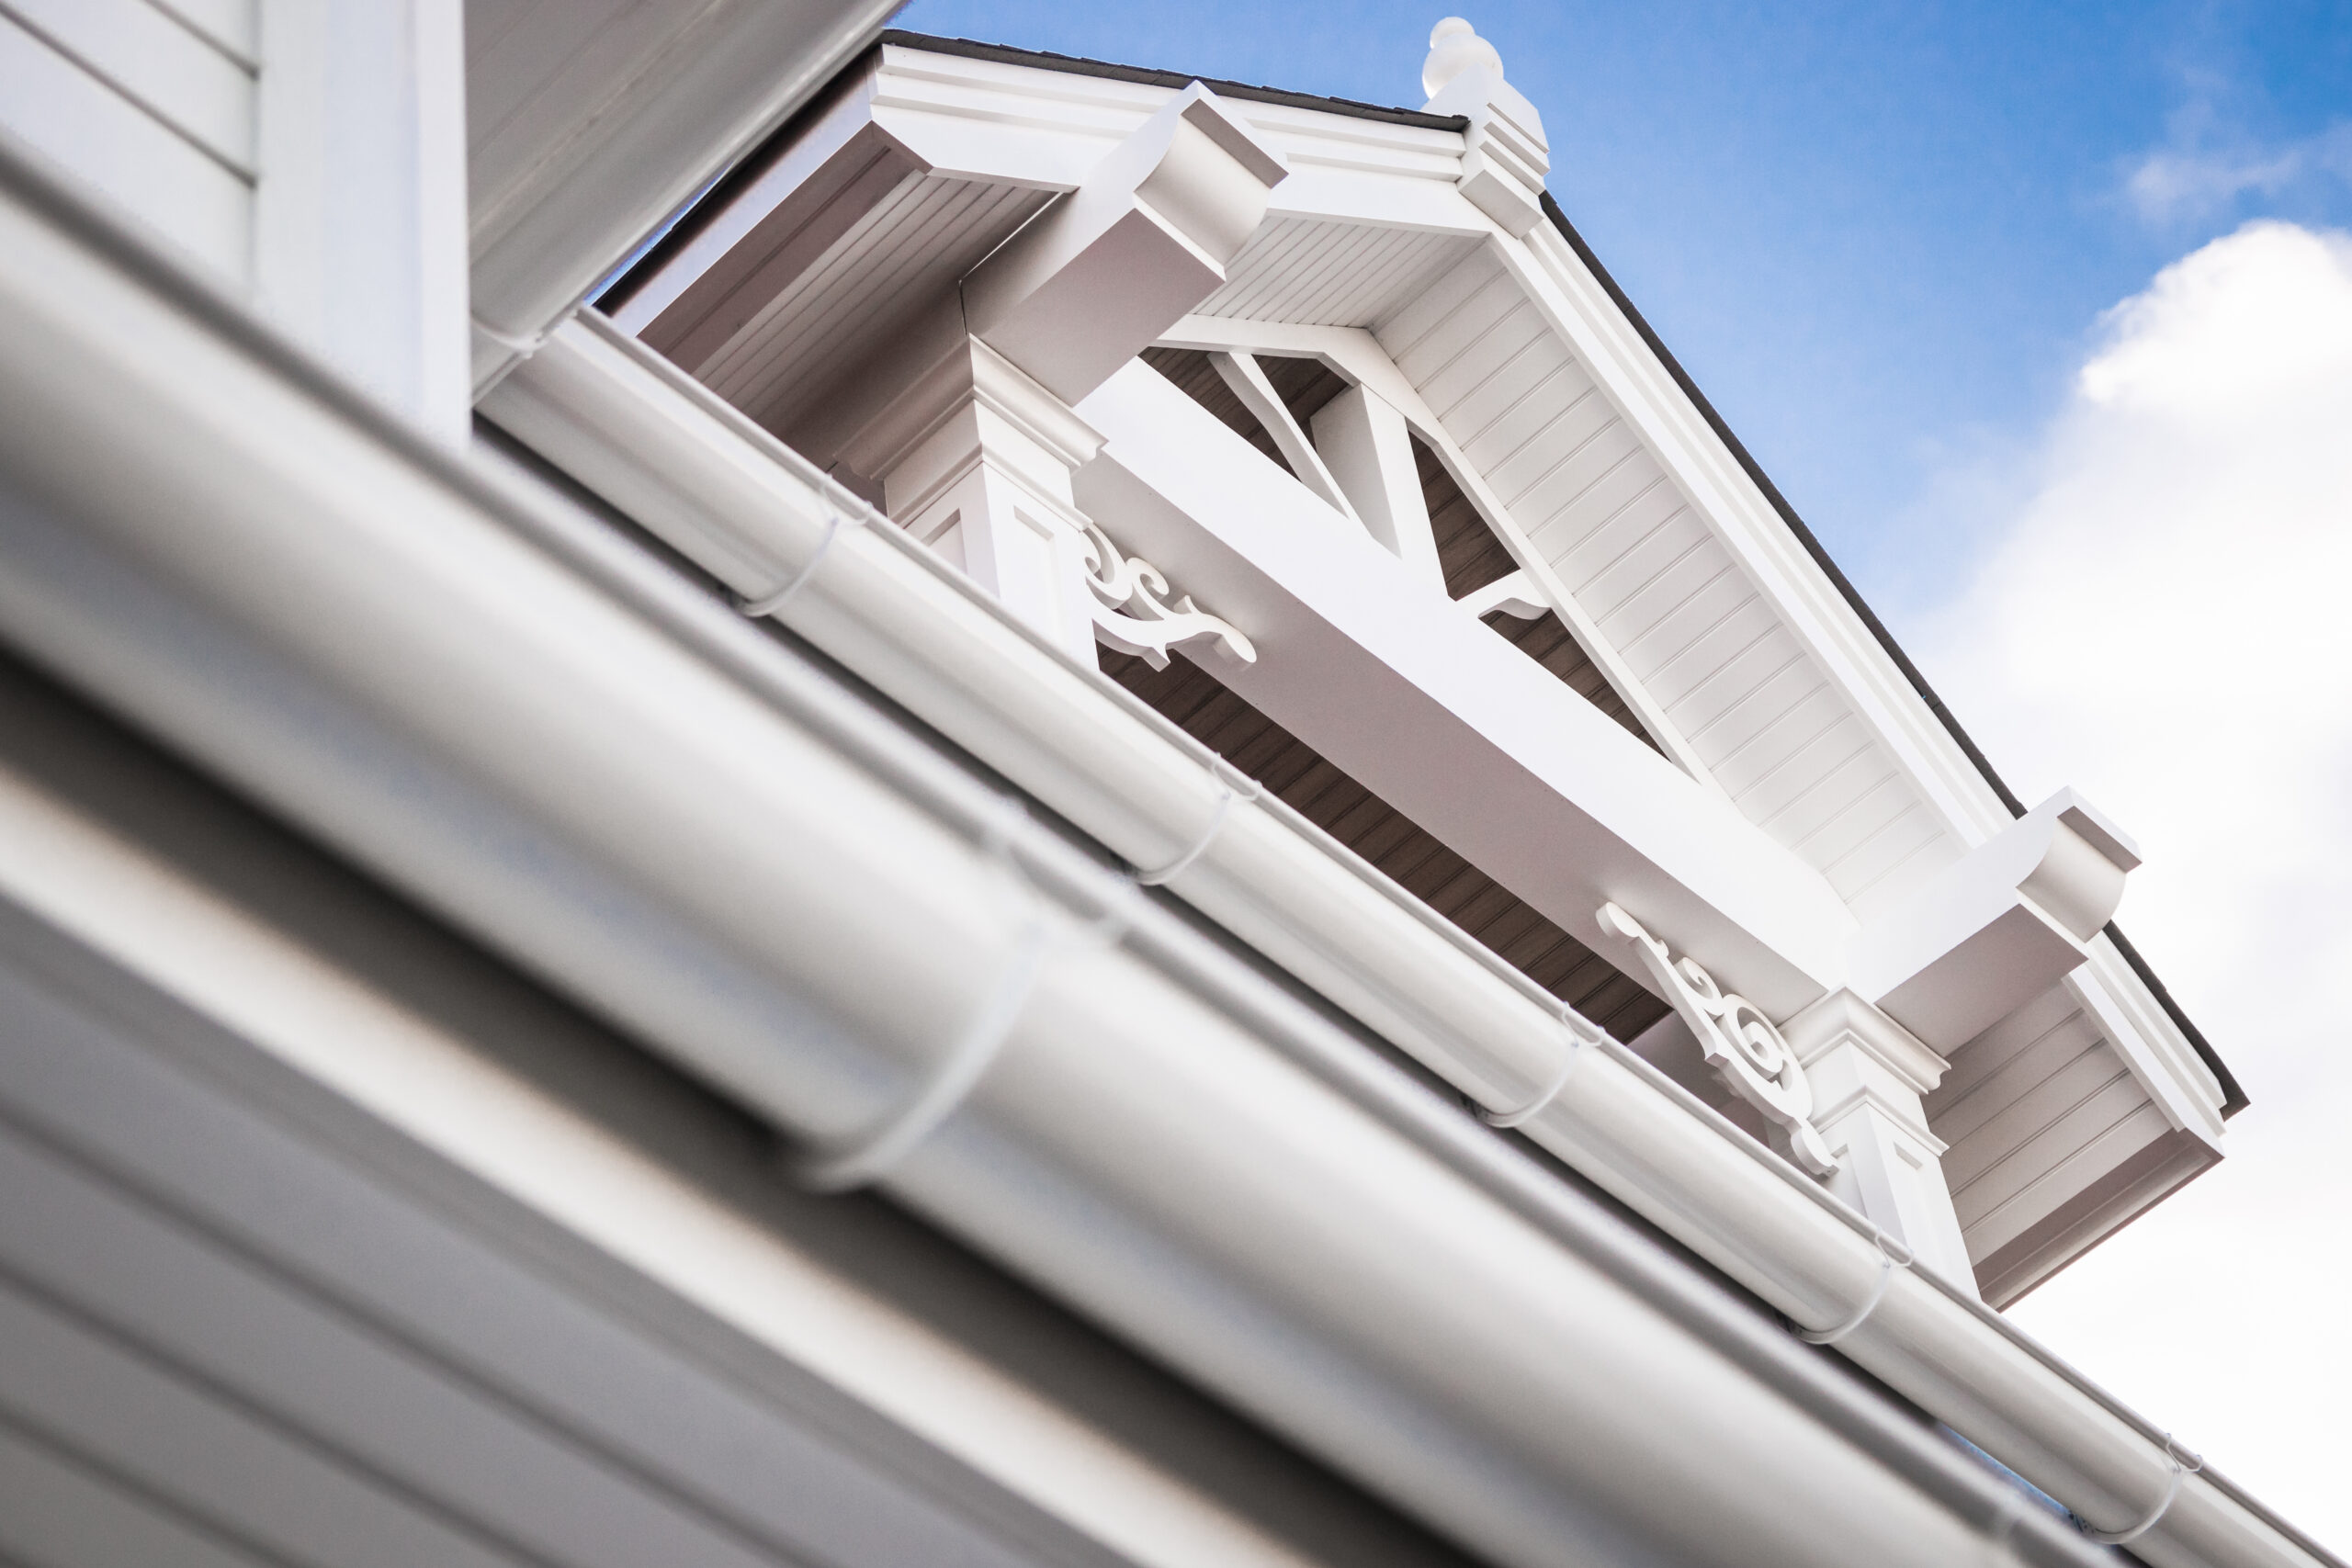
1928, 989, 2174, 1262
1380, 252, 1955, 908
0, 6, 252, 279
6, 0, 254, 171
149, 0, 254, 64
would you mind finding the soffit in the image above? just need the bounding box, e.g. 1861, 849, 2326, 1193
695, 173, 1050, 435
1194, 219, 1480, 330
602, 38, 1487, 446
1926, 982, 2220, 1306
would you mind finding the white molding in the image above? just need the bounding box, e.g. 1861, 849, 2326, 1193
1206, 350, 1358, 519
872, 39, 1469, 197
1308, 381, 1444, 589
254, 0, 469, 442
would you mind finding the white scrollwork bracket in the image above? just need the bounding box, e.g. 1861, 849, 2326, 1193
1080, 519, 1255, 670
1597, 903, 1838, 1177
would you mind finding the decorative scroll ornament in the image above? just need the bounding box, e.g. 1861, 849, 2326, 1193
1079, 517, 1256, 670
1597, 903, 1838, 1177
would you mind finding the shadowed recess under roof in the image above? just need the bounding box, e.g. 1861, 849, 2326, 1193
1102, 649, 1671, 1040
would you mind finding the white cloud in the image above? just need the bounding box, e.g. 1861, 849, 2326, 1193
2123, 117, 2352, 228
1913, 220, 2352, 1551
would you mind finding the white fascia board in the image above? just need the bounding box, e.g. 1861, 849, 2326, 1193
871, 41, 1475, 221
2071, 944, 2230, 1144
1078, 359, 1857, 1013
1495, 224, 2018, 849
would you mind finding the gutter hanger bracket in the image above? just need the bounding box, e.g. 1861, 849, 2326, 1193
1134, 755, 1261, 886
736, 481, 868, 617
794, 803, 1117, 1192
1482, 1003, 1603, 1129
2077, 1437, 2202, 1548
1794, 1230, 1912, 1346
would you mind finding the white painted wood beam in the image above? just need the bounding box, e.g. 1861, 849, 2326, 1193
1159, 314, 1718, 788
1456, 569, 1546, 620
963, 85, 1287, 404
1852, 790, 2141, 1052
1078, 358, 1859, 1015
1309, 382, 1445, 592
1204, 351, 1358, 521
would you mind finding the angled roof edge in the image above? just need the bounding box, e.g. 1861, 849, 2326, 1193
596, 27, 2244, 1118
874, 30, 1471, 131
1533, 191, 2244, 1118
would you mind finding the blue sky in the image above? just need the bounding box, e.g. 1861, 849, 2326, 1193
896, 0, 2352, 614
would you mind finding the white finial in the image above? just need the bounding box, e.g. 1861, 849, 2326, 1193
1422, 17, 1503, 100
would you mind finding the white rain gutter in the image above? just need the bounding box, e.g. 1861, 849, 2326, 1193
479, 310, 2338, 1568
0, 141, 2136, 1568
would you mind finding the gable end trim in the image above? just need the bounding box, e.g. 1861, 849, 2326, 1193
1532, 191, 2242, 1117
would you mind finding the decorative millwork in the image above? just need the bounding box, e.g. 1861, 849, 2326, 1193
1080, 519, 1255, 670
1598, 903, 1838, 1177
1421, 18, 1551, 238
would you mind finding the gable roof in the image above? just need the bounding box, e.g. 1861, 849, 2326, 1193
820, 29, 2233, 1117
582, 28, 2243, 1300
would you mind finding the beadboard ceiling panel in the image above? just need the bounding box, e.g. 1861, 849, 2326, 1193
1194, 219, 1476, 331
693, 174, 1050, 434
